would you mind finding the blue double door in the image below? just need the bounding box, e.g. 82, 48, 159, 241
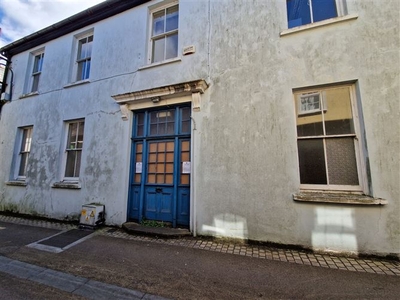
128, 106, 191, 227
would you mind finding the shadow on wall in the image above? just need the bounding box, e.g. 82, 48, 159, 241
201, 213, 249, 240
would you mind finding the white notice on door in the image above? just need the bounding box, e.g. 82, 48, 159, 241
136, 162, 142, 173
182, 161, 191, 174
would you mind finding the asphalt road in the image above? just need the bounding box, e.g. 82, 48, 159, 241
1, 221, 399, 299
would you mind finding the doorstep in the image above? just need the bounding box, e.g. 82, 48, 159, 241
122, 222, 191, 238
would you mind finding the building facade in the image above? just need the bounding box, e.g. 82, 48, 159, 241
0, 0, 399, 258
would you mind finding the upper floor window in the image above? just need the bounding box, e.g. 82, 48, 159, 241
150, 3, 179, 63
287, 0, 343, 28
64, 120, 85, 179
31, 52, 44, 92
17, 126, 33, 179
294, 84, 365, 192
76, 35, 93, 81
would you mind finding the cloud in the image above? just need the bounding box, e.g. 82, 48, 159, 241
0, 0, 105, 48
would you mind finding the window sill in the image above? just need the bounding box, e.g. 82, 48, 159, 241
293, 192, 387, 205
138, 57, 181, 71
64, 79, 90, 89
52, 182, 81, 189
19, 91, 39, 99
6, 181, 27, 187
280, 14, 359, 37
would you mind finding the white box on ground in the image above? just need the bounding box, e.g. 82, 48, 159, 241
79, 204, 105, 227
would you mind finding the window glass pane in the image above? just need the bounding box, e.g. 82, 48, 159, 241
166, 174, 174, 184
165, 163, 174, 173
77, 61, 86, 81
181, 141, 190, 152
78, 39, 87, 60
84, 60, 91, 80
326, 138, 359, 185
18, 153, 28, 176
33, 54, 43, 73
153, 10, 165, 36
65, 150, 76, 177
312, 0, 337, 22
287, 0, 311, 28
75, 150, 82, 177
158, 124, 166, 135
86, 36, 93, 57
298, 139, 327, 184
324, 87, 355, 135
137, 113, 145, 125
148, 174, 156, 183
181, 121, 190, 133
136, 112, 145, 136
157, 153, 165, 162
182, 107, 190, 120
165, 33, 178, 60
78, 122, 84, 139
166, 142, 174, 152
152, 37, 165, 63
166, 122, 174, 134
67, 123, 78, 148
31, 74, 40, 92
150, 124, 158, 135
148, 163, 156, 173
296, 107, 323, 137
166, 5, 179, 32
156, 174, 164, 183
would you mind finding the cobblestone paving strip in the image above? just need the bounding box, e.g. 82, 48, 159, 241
1, 215, 399, 276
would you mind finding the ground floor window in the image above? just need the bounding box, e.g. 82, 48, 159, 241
64, 120, 85, 179
294, 84, 365, 191
16, 126, 33, 179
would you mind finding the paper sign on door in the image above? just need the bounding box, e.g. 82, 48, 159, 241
136, 162, 142, 173
182, 161, 191, 174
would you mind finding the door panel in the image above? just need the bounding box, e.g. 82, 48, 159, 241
144, 186, 174, 222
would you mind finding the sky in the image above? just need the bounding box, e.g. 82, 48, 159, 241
0, 0, 106, 48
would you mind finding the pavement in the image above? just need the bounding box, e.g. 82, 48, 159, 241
1, 214, 400, 299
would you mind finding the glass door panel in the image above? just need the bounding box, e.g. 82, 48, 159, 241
147, 141, 174, 184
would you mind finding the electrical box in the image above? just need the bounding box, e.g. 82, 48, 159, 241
79, 203, 105, 229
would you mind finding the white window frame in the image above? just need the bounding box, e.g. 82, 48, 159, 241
294, 84, 367, 193
63, 119, 85, 182
25, 48, 44, 94
15, 126, 33, 180
148, 1, 179, 64
71, 30, 94, 83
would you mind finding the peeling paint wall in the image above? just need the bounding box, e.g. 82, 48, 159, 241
0, 0, 398, 256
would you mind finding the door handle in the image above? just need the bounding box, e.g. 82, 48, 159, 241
155, 187, 163, 193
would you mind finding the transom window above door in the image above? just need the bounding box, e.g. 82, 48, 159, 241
135, 107, 190, 137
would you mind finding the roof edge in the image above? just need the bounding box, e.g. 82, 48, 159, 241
1, 0, 150, 57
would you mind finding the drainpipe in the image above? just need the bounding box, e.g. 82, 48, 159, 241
190, 115, 197, 237
0, 53, 13, 115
